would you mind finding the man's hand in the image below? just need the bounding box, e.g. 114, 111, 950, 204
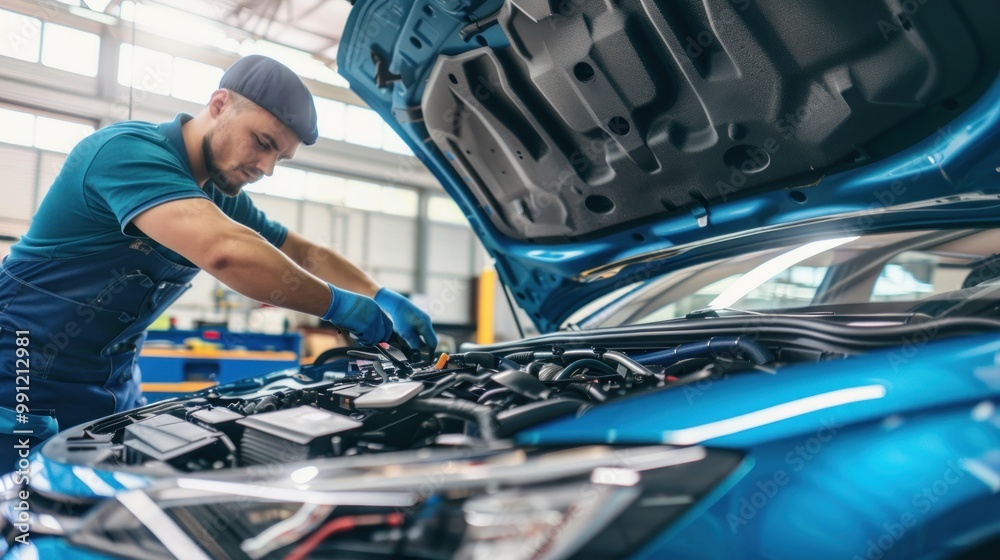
323, 285, 394, 346
374, 288, 438, 350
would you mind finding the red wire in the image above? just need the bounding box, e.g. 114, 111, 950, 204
283, 512, 404, 560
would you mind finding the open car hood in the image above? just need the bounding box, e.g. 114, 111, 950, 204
337, 0, 1000, 331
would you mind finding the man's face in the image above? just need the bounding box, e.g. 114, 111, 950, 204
202, 99, 299, 196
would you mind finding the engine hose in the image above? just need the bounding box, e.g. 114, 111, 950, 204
497, 357, 521, 371
476, 387, 512, 403
601, 350, 656, 378
496, 399, 589, 437
453, 353, 521, 371
459, 352, 496, 368
554, 358, 619, 380
422, 371, 496, 398
459, 371, 496, 385
588, 384, 608, 402
409, 398, 499, 443
634, 336, 775, 366
564, 382, 608, 402
534, 362, 564, 381
310, 346, 367, 366
504, 351, 535, 365
523, 348, 652, 379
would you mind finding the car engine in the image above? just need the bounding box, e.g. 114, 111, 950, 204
41, 313, 999, 473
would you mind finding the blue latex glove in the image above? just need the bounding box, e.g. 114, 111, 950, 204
374, 287, 438, 350
322, 284, 393, 346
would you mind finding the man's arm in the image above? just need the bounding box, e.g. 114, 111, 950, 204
135, 198, 330, 315
279, 230, 439, 350
278, 230, 380, 297
132, 198, 393, 345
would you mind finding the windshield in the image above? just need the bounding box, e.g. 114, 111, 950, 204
570, 229, 1000, 328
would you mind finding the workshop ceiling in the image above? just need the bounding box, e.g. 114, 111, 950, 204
98, 0, 353, 64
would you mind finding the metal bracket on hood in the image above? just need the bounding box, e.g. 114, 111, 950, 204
371, 49, 402, 88
689, 197, 710, 228
392, 105, 424, 123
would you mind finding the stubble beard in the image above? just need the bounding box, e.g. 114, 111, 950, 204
201, 130, 245, 197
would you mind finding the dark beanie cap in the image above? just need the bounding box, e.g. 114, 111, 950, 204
219, 55, 319, 145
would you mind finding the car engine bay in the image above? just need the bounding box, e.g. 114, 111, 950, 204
41, 313, 1000, 474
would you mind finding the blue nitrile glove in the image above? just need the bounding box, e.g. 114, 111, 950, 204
373, 287, 439, 350
322, 284, 394, 346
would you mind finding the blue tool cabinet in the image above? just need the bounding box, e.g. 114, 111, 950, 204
137, 329, 301, 402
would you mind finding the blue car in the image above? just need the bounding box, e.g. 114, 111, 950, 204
4, 0, 1000, 558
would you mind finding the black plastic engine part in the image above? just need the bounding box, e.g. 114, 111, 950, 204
326, 383, 378, 411
237, 406, 363, 465
495, 398, 590, 437
491, 369, 552, 400
122, 415, 236, 470
354, 382, 425, 409
188, 407, 245, 445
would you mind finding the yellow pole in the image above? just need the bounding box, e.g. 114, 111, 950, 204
477, 267, 497, 344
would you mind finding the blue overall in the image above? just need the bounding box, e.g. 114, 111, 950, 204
0, 114, 286, 469
0, 243, 196, 452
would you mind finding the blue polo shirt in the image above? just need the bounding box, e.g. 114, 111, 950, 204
11, 114, 287, 266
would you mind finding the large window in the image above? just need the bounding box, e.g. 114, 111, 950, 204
118, 44, 173, 95
118, 1, 234, 52
238, 39, 343, 86
0, 9, 41, 63
0, 106, 94, 154
381, 186, 419, 216
0, 9, 100, 76
870, 251, 954, 302
303, 173, 347, 204
40, 22, 100, 76
118, 44, 223, 104
33, 116, 94, 153
314, 97, 346, 142
428, 195, 467, 225
344, 105, 384, 149
249, 167, 308, 200
382, 125, 414, 156
0, 107, 36, 147
245, 167, 419, 217
171, 57, 224, 104
315, 96, 414, 155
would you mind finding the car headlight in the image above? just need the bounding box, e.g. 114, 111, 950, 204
66, 445, 742, 559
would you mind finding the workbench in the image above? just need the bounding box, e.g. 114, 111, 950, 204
138, 329, 300, 402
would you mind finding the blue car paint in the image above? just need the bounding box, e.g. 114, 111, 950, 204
2, 538, 117, 560
24, 455, 150, 500
338, 0, 1000, 332
518, 334, 1000, 448
636, 408, 1000, 559
509, 333, 1000, 558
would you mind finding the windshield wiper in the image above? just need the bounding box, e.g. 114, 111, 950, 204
685, 307, 766, 319
685, 307, 839, 319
